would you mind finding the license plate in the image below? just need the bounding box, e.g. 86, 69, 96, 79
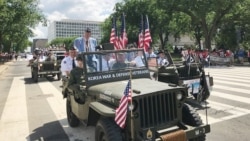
183, 79, 200, 95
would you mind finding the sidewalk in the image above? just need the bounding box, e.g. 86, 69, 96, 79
0, 61, 13, 75
233, 62, 250, 67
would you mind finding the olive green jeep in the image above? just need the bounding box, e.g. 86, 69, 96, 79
148, 51, 213, 103
30, 50, 62, 82
64, 48, 210, 141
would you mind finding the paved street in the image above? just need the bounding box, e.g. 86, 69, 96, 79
0, 60, 250, 141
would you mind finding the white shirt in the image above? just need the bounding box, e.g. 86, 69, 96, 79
101, 58, 110, 71
60, 56, 77, 76
146, 52, 157, 58
38, 55, 46, 62
133, 56, 145, 67
158, 57, 169, 66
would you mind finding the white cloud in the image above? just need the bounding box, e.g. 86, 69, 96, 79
30, 0, 122, 41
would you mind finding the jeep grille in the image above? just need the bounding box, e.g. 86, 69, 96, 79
177, 67, 199, 78
138, 91, 177, 128
42, 64, 55, 71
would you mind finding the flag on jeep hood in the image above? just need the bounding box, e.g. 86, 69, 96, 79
115, 80, 131, 128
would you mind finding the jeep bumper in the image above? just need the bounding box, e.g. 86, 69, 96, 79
154, 124, 210, 141
38, 71, 60, 75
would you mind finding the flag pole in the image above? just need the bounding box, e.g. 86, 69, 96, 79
123, 13, 125, 49
129, 70, 135, 141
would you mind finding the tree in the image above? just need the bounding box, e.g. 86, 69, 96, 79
50, 37, 77, 50
0, 0, 45, 52
216, 0, 250, 50
101, 0, 189, 51
157, 0, 247, 50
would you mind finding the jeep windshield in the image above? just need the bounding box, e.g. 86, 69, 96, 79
83, 49, 150, 86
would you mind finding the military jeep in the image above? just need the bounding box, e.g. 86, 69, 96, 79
64, 48, 210, 141
30, 50, 62, 82
148, 51, 213, 103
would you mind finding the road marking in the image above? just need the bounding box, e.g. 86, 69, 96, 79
212, 85, 250, 95
211, 74, 250, 80
212, 76, 250, 83
199, 100, 250, 124
211, 91, 250, 104
38, 81, 95, 141
214, 79, 250, 87
0, 77, 29, 141
207, 100, 250, 114
199, 113, 222, 124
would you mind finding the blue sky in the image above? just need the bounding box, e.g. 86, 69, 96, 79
31, 0, 122, 39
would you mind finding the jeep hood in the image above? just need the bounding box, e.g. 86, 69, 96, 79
88, 78, 184, 99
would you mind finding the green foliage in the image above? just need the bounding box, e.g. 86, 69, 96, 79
101, 0, 191, 50
157, 0, 249, 50
49, 37, 77, 50
0, 0, 45, 52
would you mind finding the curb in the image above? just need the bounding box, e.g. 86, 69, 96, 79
0, 64, 8, 75
0, 61, 13, 75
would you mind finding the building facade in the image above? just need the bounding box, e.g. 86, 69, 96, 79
48, 19, 103, 43
32, 39, 48, 52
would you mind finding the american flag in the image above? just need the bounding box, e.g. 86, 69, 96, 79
138, 15, 144, 49
110, 17, 120, 50
143, 15, 152, 52
120, 13, 128, 49
115, 80, 132, 128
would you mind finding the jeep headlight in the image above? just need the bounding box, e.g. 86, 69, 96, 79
128, 103, 135, 111
54, 63, 57, 66
128, 100, 137, 111
176, 93, 183, 100
39, 64, 43, 67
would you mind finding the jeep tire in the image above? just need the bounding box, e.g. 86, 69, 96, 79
182, 103, 206, 141
95, 118, 123, 141
33, 71, 38, 83
57, 73, 61, 80
31, 71, 34, 78
66, 96, 80, 127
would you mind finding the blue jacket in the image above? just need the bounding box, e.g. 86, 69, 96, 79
74, 37, 97, 53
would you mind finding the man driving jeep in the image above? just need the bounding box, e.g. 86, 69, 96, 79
67, 55, 86, 104
112, 53, 127, 70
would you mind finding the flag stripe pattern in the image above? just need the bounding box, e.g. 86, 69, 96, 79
138, 15, 144, 49
115, 80, 131, 128
143, 15, 152, 52
110, 17, 120, 50
120, 13, 128, 49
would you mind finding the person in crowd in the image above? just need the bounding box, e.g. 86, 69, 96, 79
67, 55, 85, 103
38, 52, 46, 62
237, 47, 245, 64
112, 53, 127, 70
45, 51, 55, 61
61, 47, 77, 77
14, 53, 18, 61
202, 49, 210, 67
248, 49, 250, 64
145, 47, 157, 59
61, 47, 77, 96
225, 50, 231, 57
131, 51, 145, 67
73, 27, 97, 53
157, 50, 169, 67
101, 53, 112, 71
